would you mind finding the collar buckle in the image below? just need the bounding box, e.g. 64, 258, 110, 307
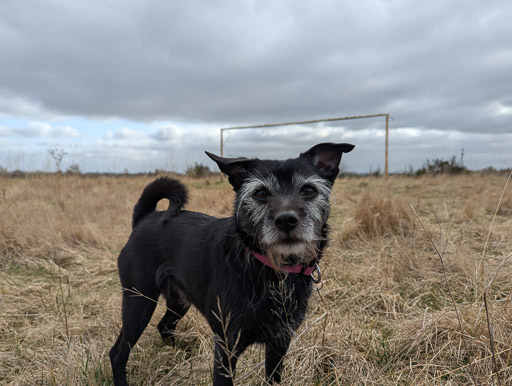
311, 263, 322, 284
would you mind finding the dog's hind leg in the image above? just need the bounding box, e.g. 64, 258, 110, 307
109, 289, 158, 386
157, 289, 190, 344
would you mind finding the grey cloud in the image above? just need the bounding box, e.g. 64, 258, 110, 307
0, 0, 511, 133
0, 122, 81, 138
151, 126, 183, 142
110, 127, 145, 139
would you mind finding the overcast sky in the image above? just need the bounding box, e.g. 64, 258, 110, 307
1, 0, 511, 174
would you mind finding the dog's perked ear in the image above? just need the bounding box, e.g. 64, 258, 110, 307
205, 151, 251, 190
300, 142, 355, 183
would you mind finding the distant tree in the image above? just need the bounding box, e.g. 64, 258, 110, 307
66, 163, 81, 174
48, 148, 68, 172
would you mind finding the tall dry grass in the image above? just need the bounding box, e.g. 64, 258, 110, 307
1, 172, 511, 384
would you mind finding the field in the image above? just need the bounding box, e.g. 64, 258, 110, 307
1, 172, 511, 385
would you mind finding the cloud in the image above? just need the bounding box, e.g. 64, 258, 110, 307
0, 96, 56, 119
151, 125, 183, 142
491, 102, 512, 117
112, 127, 145, 139
0, 122, 82, 138
0, 0, 510, 135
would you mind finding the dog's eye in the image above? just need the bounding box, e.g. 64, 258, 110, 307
253, 188, 269, 201
300, 185, 317, 197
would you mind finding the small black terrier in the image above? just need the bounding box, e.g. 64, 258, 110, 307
109, 142, 354, 385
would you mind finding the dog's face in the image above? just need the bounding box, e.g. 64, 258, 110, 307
206, 143, 354, 267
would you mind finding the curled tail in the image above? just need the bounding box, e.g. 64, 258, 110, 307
132, 177, 188, 228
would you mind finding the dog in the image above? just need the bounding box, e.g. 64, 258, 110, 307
109, 142, 354, 385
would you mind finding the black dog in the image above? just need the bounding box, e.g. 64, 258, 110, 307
109, 142, 354, 385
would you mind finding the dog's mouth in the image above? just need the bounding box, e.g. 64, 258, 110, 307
275, 236, 307, 251
281, 236, 303, 245
269, 238, 304, 250
266, 238, 318, 266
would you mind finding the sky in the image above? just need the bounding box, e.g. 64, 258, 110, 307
0, 0, 511, 174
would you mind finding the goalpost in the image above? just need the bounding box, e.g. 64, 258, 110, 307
219, 113, 391, 175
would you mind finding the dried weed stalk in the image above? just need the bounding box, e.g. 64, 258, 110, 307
409, 203, 477, 385
477, 170, 512, 289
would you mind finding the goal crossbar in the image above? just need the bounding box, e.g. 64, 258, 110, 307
220, 113, 390, 175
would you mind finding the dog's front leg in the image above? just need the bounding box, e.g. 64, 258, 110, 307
212, 339, 246, 386
265, 338, 291, 384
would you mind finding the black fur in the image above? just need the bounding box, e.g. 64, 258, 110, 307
109, 142, 354, 385
132, 177, 188, 228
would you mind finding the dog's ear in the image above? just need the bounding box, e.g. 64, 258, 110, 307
205, 151, 251, 190
300, 142, 355, 183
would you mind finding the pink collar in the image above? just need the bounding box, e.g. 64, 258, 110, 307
248, 249, 315, 276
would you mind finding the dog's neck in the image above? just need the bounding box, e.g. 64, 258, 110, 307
247, 249, 315, 276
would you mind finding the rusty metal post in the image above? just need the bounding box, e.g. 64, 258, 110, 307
220, 129, 224, 157
385, 114, 389, 176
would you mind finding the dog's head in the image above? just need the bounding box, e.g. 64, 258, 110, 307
206, 142, 354, 267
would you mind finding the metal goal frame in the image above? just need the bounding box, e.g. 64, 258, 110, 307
219, 113, 391, 175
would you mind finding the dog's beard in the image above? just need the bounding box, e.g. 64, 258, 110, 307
241, 208, 326, 268
265, 240, 320, 268
259, 216, 324, 267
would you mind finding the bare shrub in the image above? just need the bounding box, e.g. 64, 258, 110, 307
66, 163, 81, 174
415, 156, 468, 176
350, 193, 414, 239
185, 163, 212, 178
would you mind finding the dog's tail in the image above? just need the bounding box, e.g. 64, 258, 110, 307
132, 177, 188, 229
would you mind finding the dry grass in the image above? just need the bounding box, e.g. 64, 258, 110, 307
1, 173, 511, 385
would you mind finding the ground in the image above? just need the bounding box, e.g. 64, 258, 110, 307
1, 172, 511, 385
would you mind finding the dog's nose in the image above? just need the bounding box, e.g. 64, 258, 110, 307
274, 212, 300, 233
